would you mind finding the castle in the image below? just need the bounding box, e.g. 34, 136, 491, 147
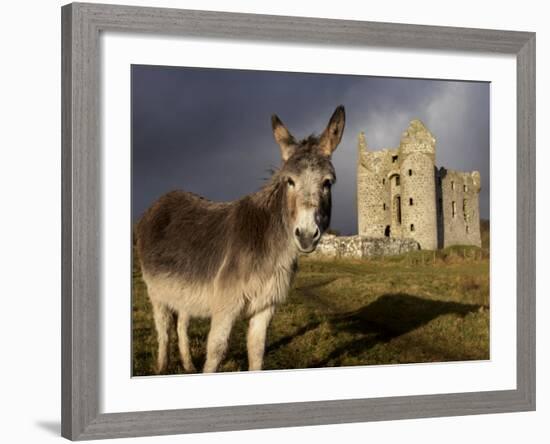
357, 120, 481, 250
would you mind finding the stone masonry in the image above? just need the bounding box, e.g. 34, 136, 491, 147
357, 120, 481, 250
311, 235, 419, 259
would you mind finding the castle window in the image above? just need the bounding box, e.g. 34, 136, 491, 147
383, 203, 386, 210
395, 176, 400, 186
384, 225, 391, 237
392, 155, 398, 163
452, 201, 457, 218
466, 225, 470, 234
451, 181, 455, 190
382, 178, 386, 185
463, 199, 469, 222
464, 184, 468, 192
410, 224, 415, 232
408, 169, 412, 176
409, 198, 413, 205
394, 195, 402, 225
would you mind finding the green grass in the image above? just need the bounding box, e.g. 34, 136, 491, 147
132, 248, 489, 376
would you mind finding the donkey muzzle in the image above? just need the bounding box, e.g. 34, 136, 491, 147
294, 226, 321, 253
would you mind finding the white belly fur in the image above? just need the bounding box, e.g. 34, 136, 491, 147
141, 252, 296, 319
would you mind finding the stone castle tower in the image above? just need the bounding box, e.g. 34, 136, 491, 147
357, 120, 481, 250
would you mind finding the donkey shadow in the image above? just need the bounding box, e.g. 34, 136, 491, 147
267, 293, 481, 368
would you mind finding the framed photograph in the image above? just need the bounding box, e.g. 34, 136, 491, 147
61, 2, 535, 440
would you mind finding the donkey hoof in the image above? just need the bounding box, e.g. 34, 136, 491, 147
184, 364, 197, 373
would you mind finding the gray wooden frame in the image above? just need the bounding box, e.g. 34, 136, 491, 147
61, 2, 536, 440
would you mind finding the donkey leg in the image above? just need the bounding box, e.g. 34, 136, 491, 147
151, 301, 172, 374
247, 306, 275, 371
203, 312, 238, 373
176, 312, 197, 373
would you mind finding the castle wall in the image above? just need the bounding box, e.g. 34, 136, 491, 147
400, 152, 438, 250
389, 171, 403, 238
439, 169, 482, 247
357, 143, 395, 237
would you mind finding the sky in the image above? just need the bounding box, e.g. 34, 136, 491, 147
132, 65, 490, 235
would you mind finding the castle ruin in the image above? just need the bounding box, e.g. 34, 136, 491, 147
357, 120, 481, 250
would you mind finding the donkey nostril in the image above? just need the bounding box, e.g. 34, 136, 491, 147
295, 227, 301, 237
313, 228, 320, 240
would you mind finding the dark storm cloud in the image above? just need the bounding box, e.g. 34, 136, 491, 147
132, 65, 490, 235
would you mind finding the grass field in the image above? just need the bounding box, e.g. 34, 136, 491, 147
132, 245, 490, 376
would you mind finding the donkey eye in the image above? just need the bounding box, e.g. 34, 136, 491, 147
323, 179, 332, 190
287, 178, 295, 187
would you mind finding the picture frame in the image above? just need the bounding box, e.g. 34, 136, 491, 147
61, 2, 535, 440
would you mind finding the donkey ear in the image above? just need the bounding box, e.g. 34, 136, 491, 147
271, 114, 297, 161
319, 105, 346, 157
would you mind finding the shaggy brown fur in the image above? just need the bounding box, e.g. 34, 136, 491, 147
135, 105, 345, 373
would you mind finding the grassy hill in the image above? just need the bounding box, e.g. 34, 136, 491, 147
132, 248, 489, 376
480, 219, 490, 251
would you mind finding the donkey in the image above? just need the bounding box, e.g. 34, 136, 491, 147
136, 105, 345, 373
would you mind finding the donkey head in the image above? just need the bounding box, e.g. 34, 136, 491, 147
271, 106, 345, 253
